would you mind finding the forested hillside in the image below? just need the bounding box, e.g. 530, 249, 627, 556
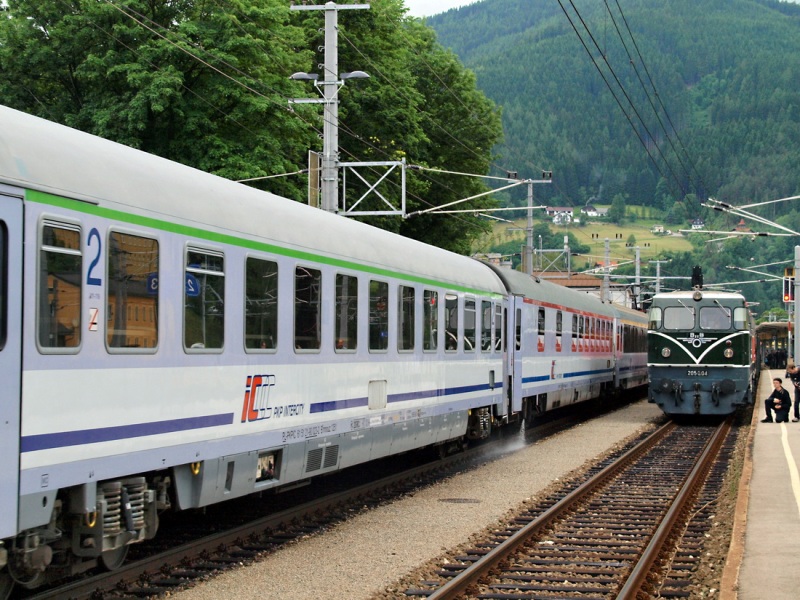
430, 0, 800, 212
427, 0, 800, 313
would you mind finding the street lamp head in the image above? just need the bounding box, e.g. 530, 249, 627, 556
290, 72, 319, 81
340, 70, 370, 80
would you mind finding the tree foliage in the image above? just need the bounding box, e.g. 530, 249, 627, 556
430, 0, 800, 213
0, 0, 503, 252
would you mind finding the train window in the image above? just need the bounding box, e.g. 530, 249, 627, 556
184, 249, 224, 351
445, 293, 459, 352
537, 308, 545, 336
335, 274, 358, 352
572, 314, 578, 346
515, 308, 521, 351
700, 306, 731, 330
494, 304, 503, 353
369, 280, 388, 351
294, 266, 321, 351
481, 300, 492, 352
464, 298, 476, 352
107, 232, 159, 352
38, 223, 82, 350
0, 221, 5, 350
664, 306, 695, 330
734, 307, 748, 330
245, 258, 278, 351
556, 311, 563, 352
423, 290, 438, 351
398, 286, 415, 351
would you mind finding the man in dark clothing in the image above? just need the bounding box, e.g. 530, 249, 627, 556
763, 378, 792, 423
786, 364, 800, 422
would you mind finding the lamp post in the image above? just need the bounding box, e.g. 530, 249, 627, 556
290, 2, 370, 213
289, 71, 369, 212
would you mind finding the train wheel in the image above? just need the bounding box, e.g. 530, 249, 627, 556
100, 545, 129, 571
0, 572, 13, 600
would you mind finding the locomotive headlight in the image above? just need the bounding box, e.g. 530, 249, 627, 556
661, 347, 671, 358
724, 348, 734, 358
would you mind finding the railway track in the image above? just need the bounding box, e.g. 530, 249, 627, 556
405, 418, 734, 599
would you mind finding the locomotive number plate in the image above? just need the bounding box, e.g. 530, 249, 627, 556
687, 370, 708, 377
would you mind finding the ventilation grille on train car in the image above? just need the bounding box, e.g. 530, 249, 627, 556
305, 445, 340, 473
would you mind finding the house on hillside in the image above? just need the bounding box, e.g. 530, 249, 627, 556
651, 224, 664, 234
545, 206, 574, 218
691, 218, 705, 230
580, 205, 599, 217
734, 219, 751, 233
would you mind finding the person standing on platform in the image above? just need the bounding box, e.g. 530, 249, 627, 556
763, 377, 792, 423
786, 363, 800, 422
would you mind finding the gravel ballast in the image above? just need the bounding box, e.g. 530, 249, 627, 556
174, 400, 663, 600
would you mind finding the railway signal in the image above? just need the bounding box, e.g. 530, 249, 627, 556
784, 268, 795, 303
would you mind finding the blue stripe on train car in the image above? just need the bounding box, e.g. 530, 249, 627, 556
310, 381, 504, 413
21, 413, 234, 452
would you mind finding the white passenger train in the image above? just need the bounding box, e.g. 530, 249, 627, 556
0, 105, 647, 595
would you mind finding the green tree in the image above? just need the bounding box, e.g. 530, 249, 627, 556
607, 193, 626, 224
0, 0, 503, 252
0, 0, 316, 199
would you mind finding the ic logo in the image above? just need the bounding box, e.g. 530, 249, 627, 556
241, 374, 277, 423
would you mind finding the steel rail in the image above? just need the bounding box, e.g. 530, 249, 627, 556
616, 416, 732, 599
426, 420, 676, 600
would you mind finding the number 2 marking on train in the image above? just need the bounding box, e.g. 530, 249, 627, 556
86, 228, 102, 286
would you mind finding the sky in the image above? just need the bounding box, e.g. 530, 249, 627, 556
404, 0, 475, 17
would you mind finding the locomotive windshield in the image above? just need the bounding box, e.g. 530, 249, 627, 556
663, 306, 695, 330
699, 306, 731, 330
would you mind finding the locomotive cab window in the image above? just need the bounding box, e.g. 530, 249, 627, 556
184, 249, 224, 351
648, 307, 662, 329
38, 222, 82, 350
734, 307, 749, 330
245, 257, 278, 351
107, 232, 159, 352
700, 306, 731, 330
663, 306, 694, 330
294, 266, 321, 351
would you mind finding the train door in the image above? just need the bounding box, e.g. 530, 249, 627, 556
507, 295, 523, 413
0, 193, 22, 539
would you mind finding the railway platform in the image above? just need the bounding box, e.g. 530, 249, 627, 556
721, 369, 800, 600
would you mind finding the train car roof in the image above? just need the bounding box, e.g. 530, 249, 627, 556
486, 264, 619, 316
0, 105, 505, 296
651, 290, 746, 302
